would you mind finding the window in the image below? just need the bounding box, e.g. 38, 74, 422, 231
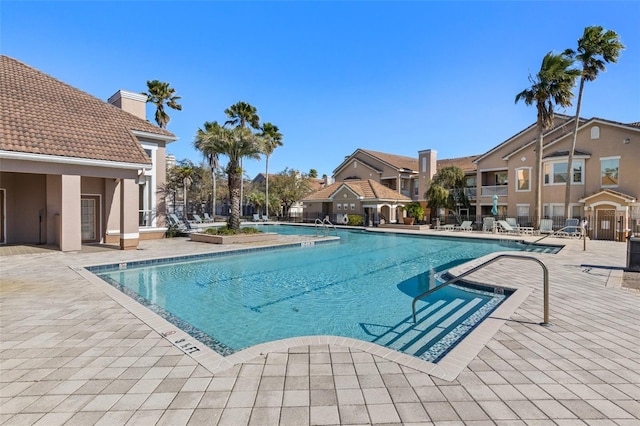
495, 171, 508, 185
591, 126, 600, 139
336, 203, 342, 210
544, 160, 584, 185
465, 176, 476, 187
516, 204, 529, 218
414, 180, 419, 196
543, 204, 564, 219
515, 168, 530, 191
350, 203, 355, 210
422, 157, 427, 172
601, 157, 619, 187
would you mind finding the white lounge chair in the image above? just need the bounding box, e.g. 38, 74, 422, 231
203, 212, 214, 222
506, 217, 534, 235
191, 214, 204, 224
482, 217, 495, 232
539, 219, 554, 235
496, 220, 518, 235
454, 221, 473, 231
253, 214, 261, 222
262, 215, 269, 222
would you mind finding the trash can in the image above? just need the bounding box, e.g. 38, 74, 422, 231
627, 236, 640, 272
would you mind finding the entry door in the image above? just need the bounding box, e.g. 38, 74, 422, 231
81, 196, 100, 243
596, 209, 615, 241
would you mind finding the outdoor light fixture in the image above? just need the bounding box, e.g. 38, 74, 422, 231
623, 138, 631, 144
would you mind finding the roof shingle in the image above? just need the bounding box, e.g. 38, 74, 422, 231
0, 55, 175, 165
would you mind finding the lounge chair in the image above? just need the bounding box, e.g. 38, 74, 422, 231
203, 213, 214, 222
496, 220, 518, 235
191, 214, 204, 224
506, 217, 534, 235
558, 218, 582, 238
539, 219, 554, 235
262, 215, 269, 222
454, 220, 473, 231
168, 213, 192, 233
482, 217, 495, 232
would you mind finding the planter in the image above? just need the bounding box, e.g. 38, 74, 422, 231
190, 232, 280, 245
402, 217, 415, 225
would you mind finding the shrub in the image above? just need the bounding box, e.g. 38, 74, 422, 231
347, 214, 364, 226
203, 226, 262, 235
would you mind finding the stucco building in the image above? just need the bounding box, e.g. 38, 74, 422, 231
0, 55, 176, 251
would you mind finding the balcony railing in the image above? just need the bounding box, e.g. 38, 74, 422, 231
480, 185, 508, 197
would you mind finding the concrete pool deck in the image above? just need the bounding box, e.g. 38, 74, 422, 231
1, 229, 639, 425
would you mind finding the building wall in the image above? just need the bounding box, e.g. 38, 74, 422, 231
0, 172, 46, 244
475, 120, 639, 223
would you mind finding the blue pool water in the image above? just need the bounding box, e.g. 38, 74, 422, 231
95, 227, 533, 362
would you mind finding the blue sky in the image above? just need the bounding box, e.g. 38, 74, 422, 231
3, 1, 638, 179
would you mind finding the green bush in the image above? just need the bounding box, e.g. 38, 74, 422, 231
347, 214, 364, 226
203, 226, 262, 235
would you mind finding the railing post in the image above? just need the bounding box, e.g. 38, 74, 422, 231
412, 254, 551, 327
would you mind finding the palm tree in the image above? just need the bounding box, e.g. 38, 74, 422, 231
224, 102, 261, 217
516, 52, 580, 228
563, 26, 624, 219
142, 80, 182, 129
195, 121, 224, 221
258, 122, 283, 218
195, 125, 262, 230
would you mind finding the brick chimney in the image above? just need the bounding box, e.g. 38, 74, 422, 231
108, 90, 147, 120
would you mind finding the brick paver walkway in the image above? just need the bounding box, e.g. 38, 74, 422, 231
1, 231, 638, 425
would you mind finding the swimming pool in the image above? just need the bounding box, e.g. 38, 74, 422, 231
93, 228, 533, 362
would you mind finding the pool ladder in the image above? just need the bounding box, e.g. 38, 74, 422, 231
314, 217, 338, 237
411, 254, 550, 326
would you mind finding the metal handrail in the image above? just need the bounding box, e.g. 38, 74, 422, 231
314, 217, 337, 237
411, 254, 550, 326
528, 225, 585, 245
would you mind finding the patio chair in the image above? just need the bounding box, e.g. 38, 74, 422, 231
558, 218, 582, 238
191, 214, 204, 224
203, 213, 214, 222
262, 215, 269, 222
482, 217, 495, 232
496, 220, 518, 235
454, 220, 473, 231
539, 219, 554, 235
505, 218, 518, 228
506, 217, 534, 235
253, 214, 261, 222
168, 213, 192, 233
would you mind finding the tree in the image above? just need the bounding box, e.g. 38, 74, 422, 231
269, 169, 313, 219
258, 122, 283, 218
562, 26, 624, 219
309, 169, 318, 178
142, 80, 182, 129
224, 101, 261, 216
516, 52, 580, 228
424, 166, 468, 214
195, 121, 224, 220
194, 125, 262, 230
169, 160, 198, 217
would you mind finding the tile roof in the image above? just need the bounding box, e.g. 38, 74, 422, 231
0, 55, 175, 165
360, 149, 418, 171
436, 155, 479, 173
303, 179, 411, 202
343, 149, 478, 175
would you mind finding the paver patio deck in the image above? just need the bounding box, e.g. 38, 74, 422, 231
1, 229, 638, 425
